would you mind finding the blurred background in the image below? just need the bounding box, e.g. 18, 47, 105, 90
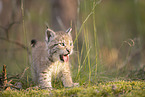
0, 0, 145, 86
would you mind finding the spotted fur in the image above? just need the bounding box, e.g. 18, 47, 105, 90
31, 28, 78, 89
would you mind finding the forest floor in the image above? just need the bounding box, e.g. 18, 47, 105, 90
0, 80, 145, 97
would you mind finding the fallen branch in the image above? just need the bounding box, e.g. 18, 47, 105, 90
8, 67, 29, 81
0, 65, 29, 90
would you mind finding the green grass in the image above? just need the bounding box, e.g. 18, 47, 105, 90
0, 81, 145, 97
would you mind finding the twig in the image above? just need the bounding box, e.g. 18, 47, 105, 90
20, 67, 29, 79
7, 67, 29, 81
0, 66, 29, 90
0, 84, 20, 90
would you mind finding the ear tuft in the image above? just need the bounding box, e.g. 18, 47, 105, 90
45, 28, 55, 42
66, 27, 72, 35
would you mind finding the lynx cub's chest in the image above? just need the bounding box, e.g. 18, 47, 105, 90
31, 28, 78, 89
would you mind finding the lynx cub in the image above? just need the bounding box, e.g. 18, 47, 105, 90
31, 28, 78, 89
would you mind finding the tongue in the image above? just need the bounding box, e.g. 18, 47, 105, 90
63, 55, 69, 62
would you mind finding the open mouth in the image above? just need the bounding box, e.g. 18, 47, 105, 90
59, 54, 69, 62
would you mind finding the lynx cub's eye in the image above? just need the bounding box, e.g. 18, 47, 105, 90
70, 42, 73, 46
59, 43, 65, 46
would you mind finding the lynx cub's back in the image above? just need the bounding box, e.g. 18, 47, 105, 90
31, 28, 78, 89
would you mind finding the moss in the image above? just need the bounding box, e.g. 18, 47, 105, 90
0, 81, 144, 97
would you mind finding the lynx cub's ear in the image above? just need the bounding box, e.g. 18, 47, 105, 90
66, 28, 72, 36
45, 28, 56, 42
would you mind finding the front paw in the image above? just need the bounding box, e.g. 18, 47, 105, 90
73, 83, 79, 87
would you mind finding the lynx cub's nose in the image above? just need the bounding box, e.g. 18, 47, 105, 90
66, 48, 70, 54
